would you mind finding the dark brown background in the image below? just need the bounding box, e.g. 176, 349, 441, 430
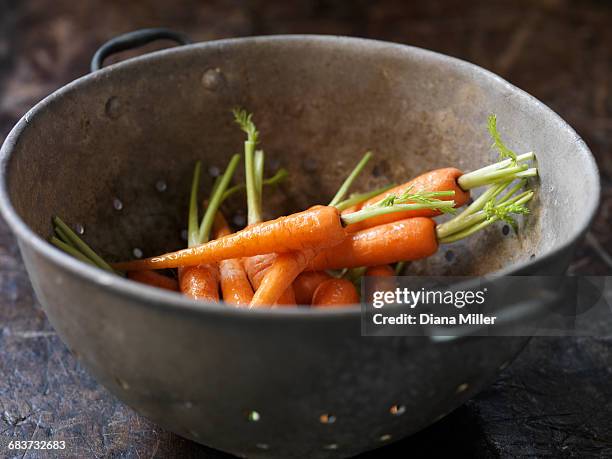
0, 0, 610, 457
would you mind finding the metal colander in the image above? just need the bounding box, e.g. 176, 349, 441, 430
0, 31, 599, 458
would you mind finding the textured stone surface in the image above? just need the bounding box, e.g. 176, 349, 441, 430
0, 0, 610, 457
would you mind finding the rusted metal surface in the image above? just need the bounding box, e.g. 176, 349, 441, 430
0, 0, 610, 457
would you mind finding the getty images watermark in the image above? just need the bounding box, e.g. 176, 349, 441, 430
361, 276, 612, 337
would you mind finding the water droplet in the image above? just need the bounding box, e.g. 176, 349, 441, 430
112, 198, 123, 210
75, 223, 85, 235
155, 180, 167, 192
390, 404, 406, 416
324, 444, 338, 450
208, 166, 220, 177
201, 68, 226, 91
105, 97, 121, 119
132, 248, 143, 258
256, 443, 269, 450
180, 229, 188, 241
247, 410, 260, 422
379, 434, 392, 442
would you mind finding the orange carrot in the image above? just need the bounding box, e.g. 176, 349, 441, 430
249, 249, 316, 307
294, 271, 332, 305
243, 254, 296, 305
344, 168, 469, 232
127, 270, 179, 291
213, 212, 253, 306
178, 265, 219, 301
365, 265, 395, 277
309, 217, 439, 270
114, 205, 346, 271
312, 278, 360, 307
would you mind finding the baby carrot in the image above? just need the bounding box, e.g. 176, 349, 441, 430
293, 271, 332, 305
127, 270, 179, 291
249, 150, 376, 307
114, 205, 346, 271
234, 108, 298, 306
179, 154, 240, 301
309, 217, 438, 270
344, 167, 469, 232
250, 249, 316, 307
213, 211, 254, 306
312, 278, 360, 307
344, 116, 538, 232
309, 183, 534, 270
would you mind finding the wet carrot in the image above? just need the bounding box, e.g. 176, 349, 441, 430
344, 168, 469, 232
179, 155, 240, 302
178, 265, 219, 301
312, 278, 360, 307
250, 249, 316, 307
293, 271, 332, 305
127, 270, 179, 291
243, 254, 296, 305
213, 212, 253, 306
309, 217, 439, 270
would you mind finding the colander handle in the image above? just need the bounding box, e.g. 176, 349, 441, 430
90, 28, 192, 72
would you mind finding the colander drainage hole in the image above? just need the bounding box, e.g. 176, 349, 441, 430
502, 225, 510, 236
319, 414, 336, 424
155, 180, 167, 192
389, 404, 406, 416
247, 411, 260, 422
132, 248, 143, 258
74, 223, 85, 235
208, 166, 221, 177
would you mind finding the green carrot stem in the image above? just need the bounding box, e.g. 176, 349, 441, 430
210, 174, 222, 198
328, 151, 373, 207
244, 139, 261, 224
513, 168, 538, 179
222, 168, 289, 201
435, 181, 528, 240
54, 225, 79, 250
496, 179, 527, 205
254, 149, 265, 200
435, 181, 512, 239
197, 154, 241, 244
50, 237, 98, 267
467, 152, 535, 176
341, 200, 456, 226
437, 192, 533, 244
52, 217, 115, 272
233, 108, 262, 225
334, 183, 397, 211
457, 163, 528, 190
187, 161, 202, 248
